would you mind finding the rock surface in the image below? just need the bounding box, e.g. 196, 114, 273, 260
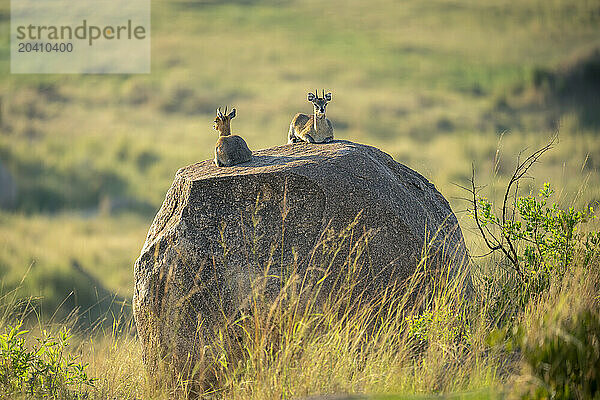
133, 140, 468, 375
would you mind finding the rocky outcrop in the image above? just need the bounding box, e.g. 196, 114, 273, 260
133, 140, 468, 377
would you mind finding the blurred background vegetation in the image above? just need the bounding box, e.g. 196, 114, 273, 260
0, 0, 599, 324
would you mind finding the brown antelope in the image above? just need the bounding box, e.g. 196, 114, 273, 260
288, 90, 334, 144
213, 107, 252, 167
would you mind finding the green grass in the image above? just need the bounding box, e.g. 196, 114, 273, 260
0, 212, 144, 322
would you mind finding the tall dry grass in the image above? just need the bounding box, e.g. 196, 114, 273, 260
1, 170, 599, 399
1, 224, 598, 399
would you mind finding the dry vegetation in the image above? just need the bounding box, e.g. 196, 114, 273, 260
2, 217, 598, 399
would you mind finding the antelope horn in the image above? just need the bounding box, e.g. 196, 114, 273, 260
322, 89, 325, 99
225, 106, 228, 115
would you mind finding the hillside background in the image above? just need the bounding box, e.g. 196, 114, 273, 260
0, 0, 599, 322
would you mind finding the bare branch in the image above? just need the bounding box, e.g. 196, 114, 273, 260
471, 249, 498, 258
500, 134, 558, 276
470, 164, 505, 255
458, 134, 558, 281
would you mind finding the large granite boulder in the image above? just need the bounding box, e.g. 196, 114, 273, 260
133, 140, 468, 378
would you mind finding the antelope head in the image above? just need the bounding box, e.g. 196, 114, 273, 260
307, 89, 332, 117
213, 106, 236, 136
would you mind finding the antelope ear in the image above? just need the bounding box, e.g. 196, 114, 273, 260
228, 108, 236, 119
325, 92, 332, 101
307, 92, 316, 102
216, 108, 223, 118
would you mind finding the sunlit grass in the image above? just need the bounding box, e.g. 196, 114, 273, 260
1, 226, 597, 399
0, 212, 146, 300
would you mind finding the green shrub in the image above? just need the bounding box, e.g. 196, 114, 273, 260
475, 182, 595, 307
0, 323, 95, 398
520, 306, 600, 400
